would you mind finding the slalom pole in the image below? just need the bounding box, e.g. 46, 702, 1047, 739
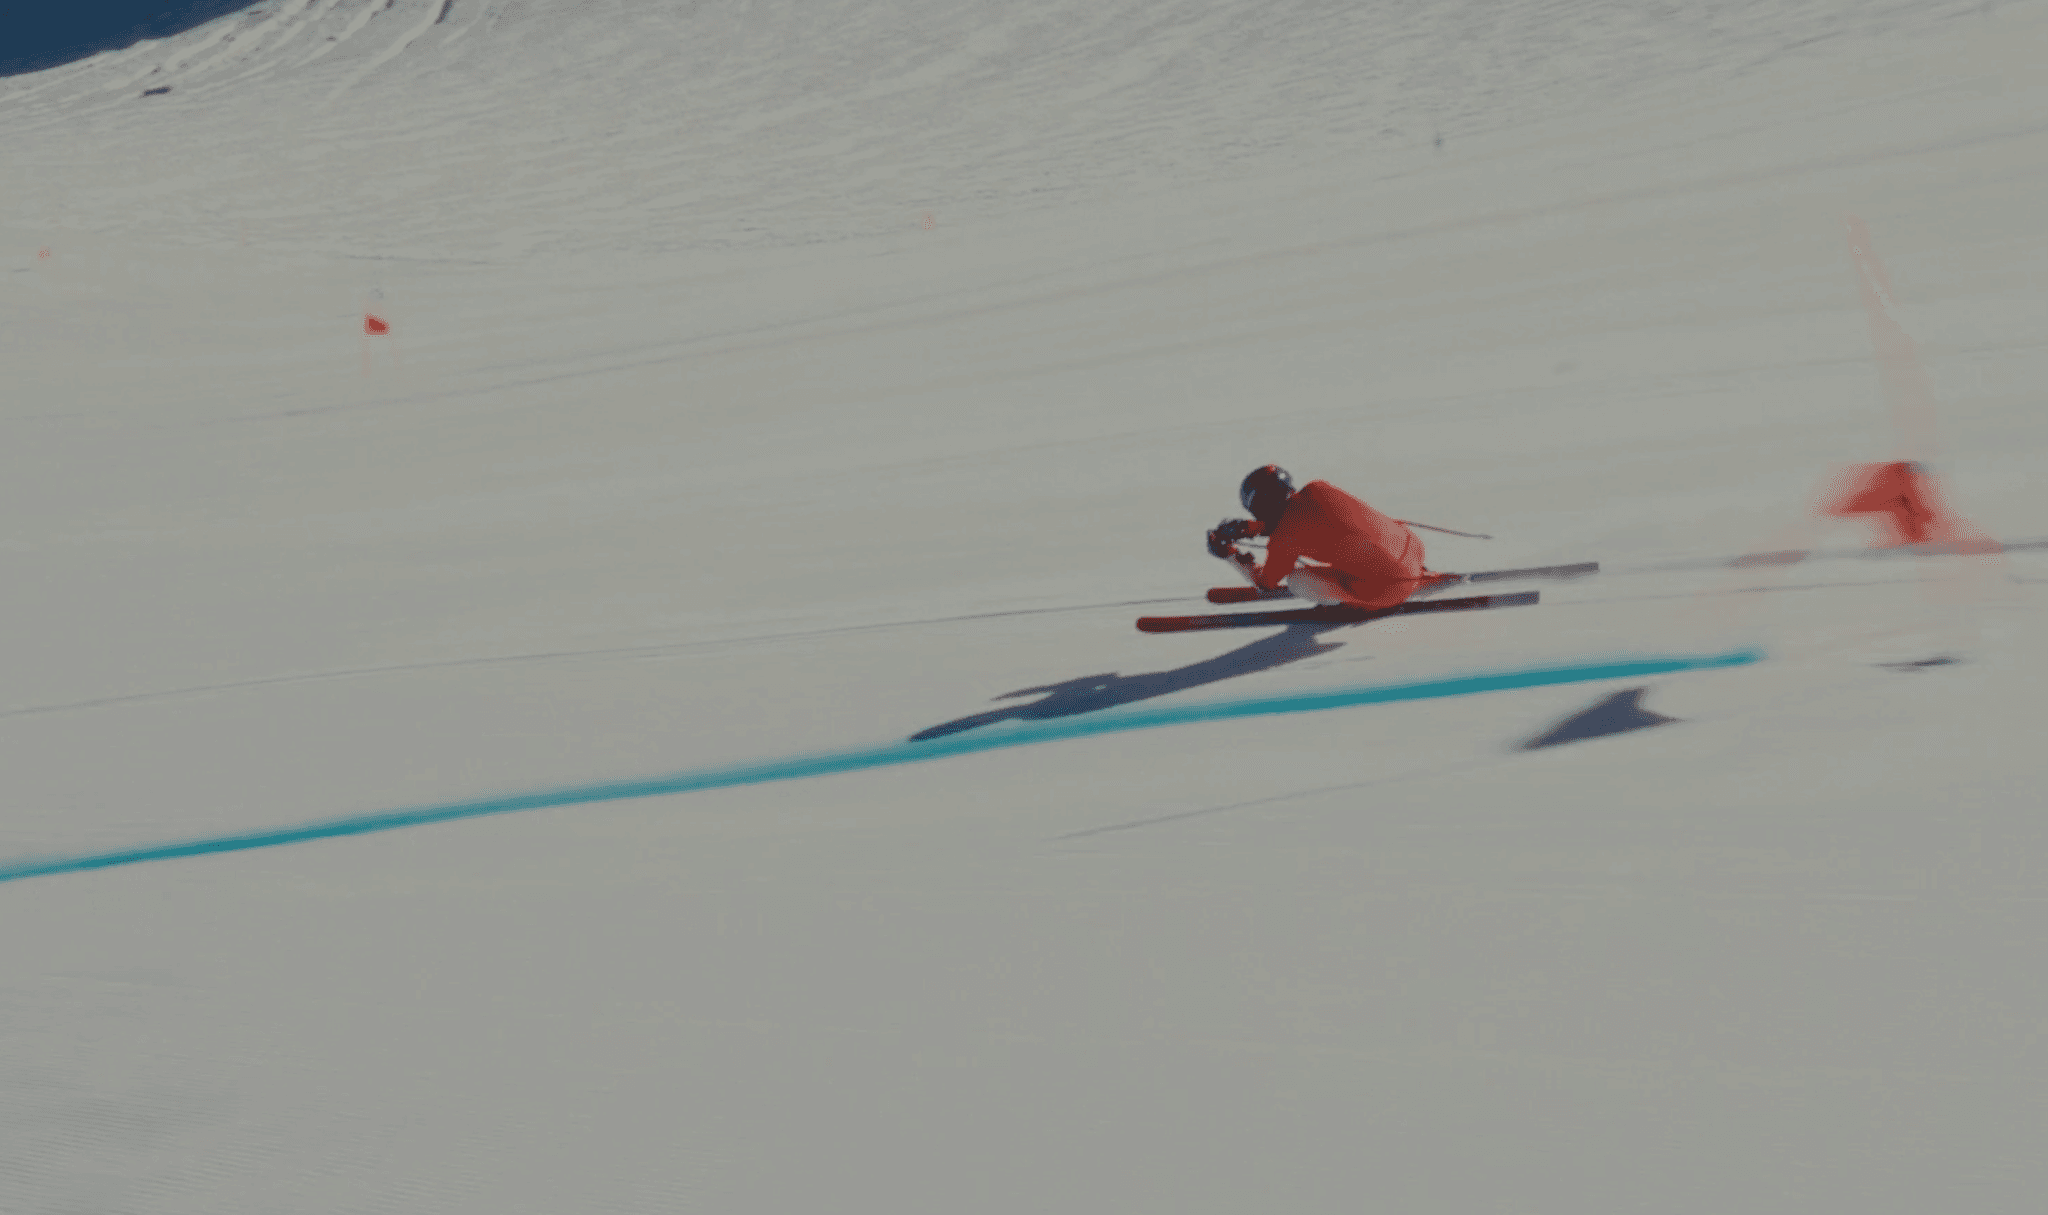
1396, 519, 1493, 540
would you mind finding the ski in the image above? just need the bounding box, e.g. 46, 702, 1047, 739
1204, 561, 1597, 604
1203, 585, 1296, 604
1138, 590, 1539, 633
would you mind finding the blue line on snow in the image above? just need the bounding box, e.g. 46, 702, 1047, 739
0, 649, 1759, 884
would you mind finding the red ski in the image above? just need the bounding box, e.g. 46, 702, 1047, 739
1137, 590, 1539, 633
1204, 561, 1598, 604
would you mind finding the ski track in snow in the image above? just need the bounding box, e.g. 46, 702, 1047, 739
213, 0, 346, 90
296, 0, 386, 68
322, 0, 475, 105
3, 554, 2023, 724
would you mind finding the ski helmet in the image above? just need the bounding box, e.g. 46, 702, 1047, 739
1239, 465, 1295, 525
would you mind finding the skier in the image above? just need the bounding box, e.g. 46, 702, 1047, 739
1207, 465, 1448, 610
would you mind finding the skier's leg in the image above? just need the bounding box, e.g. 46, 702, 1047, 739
1285, 567, 1352, 606
1289, 565, 1429, 610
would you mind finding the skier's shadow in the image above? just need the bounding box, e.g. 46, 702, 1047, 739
909, 623, 1348, 741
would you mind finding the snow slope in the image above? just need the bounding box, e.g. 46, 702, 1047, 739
4, 1, 2046, 1210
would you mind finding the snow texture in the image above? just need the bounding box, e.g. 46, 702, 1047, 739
3, 1, 2046, 1211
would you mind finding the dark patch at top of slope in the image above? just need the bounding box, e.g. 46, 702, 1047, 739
3, 0, 264, 78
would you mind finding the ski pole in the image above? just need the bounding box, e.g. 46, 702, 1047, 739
1395, 519, 1493, 540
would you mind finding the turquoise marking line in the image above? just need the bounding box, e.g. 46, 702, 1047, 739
0, 649, 1759, 885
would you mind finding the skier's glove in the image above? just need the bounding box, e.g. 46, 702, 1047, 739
1207, 517, 1254, 559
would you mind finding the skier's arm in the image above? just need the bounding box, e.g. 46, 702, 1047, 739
1205, 520, 1263, 584
1253, 528, 1301, 591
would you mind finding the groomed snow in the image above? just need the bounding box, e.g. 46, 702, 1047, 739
4, 1, 2045, 1210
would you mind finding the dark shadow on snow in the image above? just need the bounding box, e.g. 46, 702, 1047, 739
1875, 655, 1961, 672
5, 1, 264, 78
1519, 685, 1677, 750
910, 624, 1348, 741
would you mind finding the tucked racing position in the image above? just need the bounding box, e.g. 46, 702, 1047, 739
1207, 465, 1449, 610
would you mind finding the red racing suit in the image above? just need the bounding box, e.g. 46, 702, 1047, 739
1241, 480, 1431, 609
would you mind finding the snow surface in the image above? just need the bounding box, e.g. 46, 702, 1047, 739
4, 1, 2046, 1210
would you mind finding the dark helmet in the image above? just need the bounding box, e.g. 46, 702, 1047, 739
1239, 465, 1295, 525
